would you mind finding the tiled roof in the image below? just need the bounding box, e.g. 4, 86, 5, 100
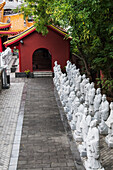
0, 30, 18, 34
0, 22, 11, 29
4, 26, 36, 46
4, 25, 71, 47
0, 1, 5, 10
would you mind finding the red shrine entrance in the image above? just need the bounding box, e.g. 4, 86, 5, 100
32, 48, 52, 71
4, 25, 71, 72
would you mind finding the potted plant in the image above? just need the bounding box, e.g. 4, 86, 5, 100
24, 69, 30, 78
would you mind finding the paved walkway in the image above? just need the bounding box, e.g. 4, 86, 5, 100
0, 81, 24, 170
0, 74, 113, 170
17, 78, 78, 170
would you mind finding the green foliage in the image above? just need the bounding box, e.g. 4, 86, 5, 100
24, 69, 30, 75
21, 0, 113, 80
96, 77, 113, 95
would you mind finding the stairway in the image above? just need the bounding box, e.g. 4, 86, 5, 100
33, 71, 53, 77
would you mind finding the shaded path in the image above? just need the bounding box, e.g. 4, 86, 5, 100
17, 78, 76, 170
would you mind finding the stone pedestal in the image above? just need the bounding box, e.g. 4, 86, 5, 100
73, 131, 83, 142
78, 143, 87, 157
105, 135, 113, 148
85, 160, 105, 170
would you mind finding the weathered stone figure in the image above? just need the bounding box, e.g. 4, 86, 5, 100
66, 60, 72, 80
78, 107, 91, 157
94, 94, 109, 123
80, 74, 86, 94
70, 102, 83, 131
88, 82, 95, 105
73, 104, 86, 142
105, 122, 113, 148
93, 88, 102, 114
105, 102, 113, 148
85, 120, 104, 170
74, 72, 82, 92
99, 94, 109, 121
106, 102, 113, 127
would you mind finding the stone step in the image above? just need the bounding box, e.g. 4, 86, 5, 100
33, 71, 53, 77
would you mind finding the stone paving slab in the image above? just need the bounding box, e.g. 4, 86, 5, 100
17, 78, 77, 170
100, 135, 113, 170
0, 82, 24, 170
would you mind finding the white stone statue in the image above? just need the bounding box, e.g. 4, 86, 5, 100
99, 94, 109, 121
105, 102, 113, 148
53, 63, 62, 88
105, 122, 113, 148
93, 88, 102, 114
70, 64, 77, 81
71, 92, 81, 114
89, 104, 94, 117
66, 60, 72, 80
66, 91, 76, 121
94, 94, 109, 123
82, 78, 90, 95
53, 61, 58, 73
88, 82, 95, 105
74, 72, 82, 92
84, 82, 91, 105
70, 103, 84, 131
98, 119, 108, 135
78, 107, 91, 157
85, 119, 104, 170
58, 73, 68, 97
80, 74, 86, 94
106, 102, 113, 127
73, 104, 85, 142
62, 84, 70, 110
80, 107, 91, 141
0, 47, 12, 67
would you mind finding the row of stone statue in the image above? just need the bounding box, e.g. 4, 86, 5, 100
53, 61, 113, 170
0, 47, 12, 67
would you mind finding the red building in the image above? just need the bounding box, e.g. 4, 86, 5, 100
4, 25, 71, 72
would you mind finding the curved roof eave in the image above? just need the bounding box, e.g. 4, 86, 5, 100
4, 25, 72, 47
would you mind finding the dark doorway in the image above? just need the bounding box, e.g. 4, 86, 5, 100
32, 48, 52, 71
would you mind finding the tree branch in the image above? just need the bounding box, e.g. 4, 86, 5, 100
73, 50, 91, 77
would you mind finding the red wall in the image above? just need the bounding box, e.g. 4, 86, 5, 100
19, 28, 70, 72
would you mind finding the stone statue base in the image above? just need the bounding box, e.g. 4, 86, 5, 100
85, 158, 104, 170
78, 143, 87, 157
98, 121, 108, 135
73, 131, 83, 142
105, 136, 113, 148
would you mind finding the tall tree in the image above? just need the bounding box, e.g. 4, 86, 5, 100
21, 0, 113, 80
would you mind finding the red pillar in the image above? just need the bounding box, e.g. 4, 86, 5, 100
11, 48, 13, 53
18, 44, 21, 72
0, 37, 3, 52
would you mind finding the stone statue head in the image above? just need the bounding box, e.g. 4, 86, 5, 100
91, 82, 94, 88
102, 94, 106, 102
96, 88, 101, 95
54, 61, 57, 66
90, 119, 98, 128
82, 74, 86, 80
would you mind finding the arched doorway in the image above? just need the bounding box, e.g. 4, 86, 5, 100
32, 48, 52, 71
